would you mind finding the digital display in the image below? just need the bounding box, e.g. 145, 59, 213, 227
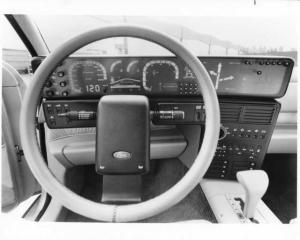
43, 56, 293, 98
200, 57, 293, 97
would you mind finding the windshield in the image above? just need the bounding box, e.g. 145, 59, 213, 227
30, 15, 297, 61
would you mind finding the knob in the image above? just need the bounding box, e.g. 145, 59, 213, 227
236, 170, 269, 219
219, 125, 227, 140
173, 110, 185, 120
57, 71, 65, 77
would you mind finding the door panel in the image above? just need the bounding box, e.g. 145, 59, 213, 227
1, 62, 40, 212
2, 135, 18, 211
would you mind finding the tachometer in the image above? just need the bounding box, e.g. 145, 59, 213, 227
142, 60, 179, 92
69, 60, 107, 94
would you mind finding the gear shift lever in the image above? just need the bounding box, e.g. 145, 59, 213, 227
236, 170, 269, 220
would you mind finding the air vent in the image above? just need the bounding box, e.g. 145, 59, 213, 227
220, 104, 241, 122
241, 105, 275, 124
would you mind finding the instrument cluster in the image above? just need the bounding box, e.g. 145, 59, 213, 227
42, 56, 293, 99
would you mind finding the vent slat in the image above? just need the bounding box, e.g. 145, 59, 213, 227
241, 105, 275, 124
219, 104, 276, 124
220, 105, 241, 122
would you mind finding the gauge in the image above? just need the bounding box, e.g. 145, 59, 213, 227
110, 60, 141, 93
110, 60, 124, 84
127, 60, 140, 76
183, 66, 196, 79
142, 60, 179, 92
69, 60, 107, 94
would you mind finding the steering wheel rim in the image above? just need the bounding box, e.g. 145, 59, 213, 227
20, 25, 220, 222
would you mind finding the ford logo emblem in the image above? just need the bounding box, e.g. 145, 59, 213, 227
113, 151, 131, 160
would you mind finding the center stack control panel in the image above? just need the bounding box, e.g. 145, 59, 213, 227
42, 98, 280, 180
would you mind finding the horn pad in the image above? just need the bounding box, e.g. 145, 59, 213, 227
95, 95, 150, 175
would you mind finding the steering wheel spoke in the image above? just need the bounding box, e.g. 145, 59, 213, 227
102, 175, 142, 204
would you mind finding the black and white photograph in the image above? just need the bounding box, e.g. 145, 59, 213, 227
1, 0, 299, 239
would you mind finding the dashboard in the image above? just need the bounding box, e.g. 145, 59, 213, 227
36, 56, 294, 180
39, 56, 294, 99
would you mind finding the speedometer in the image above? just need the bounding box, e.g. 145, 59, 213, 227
69, 60, 107, 94
142, 60, 179, 93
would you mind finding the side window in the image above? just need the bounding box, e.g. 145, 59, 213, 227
2, 16, 32, 82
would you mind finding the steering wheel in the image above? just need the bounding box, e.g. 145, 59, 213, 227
20, 25, 220, 222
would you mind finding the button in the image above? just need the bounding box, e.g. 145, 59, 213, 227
55, 104, 62, 113
283, 61, 289, 66
49, 115, 56, 125
57, 71, 65, 77
45, 81, 52, 87
257, 71, 262, 75
50, 73, 56, 80
256, 146, 261, 153
46, 104, 53, 114
60, 81, 67, 87
63, 104, 69, 113
259, 135, 265, 139
62, 91, 69, 96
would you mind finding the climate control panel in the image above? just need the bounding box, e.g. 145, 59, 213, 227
204, 124, 276, 180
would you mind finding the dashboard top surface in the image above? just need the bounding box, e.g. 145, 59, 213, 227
38, 56, 294, 99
